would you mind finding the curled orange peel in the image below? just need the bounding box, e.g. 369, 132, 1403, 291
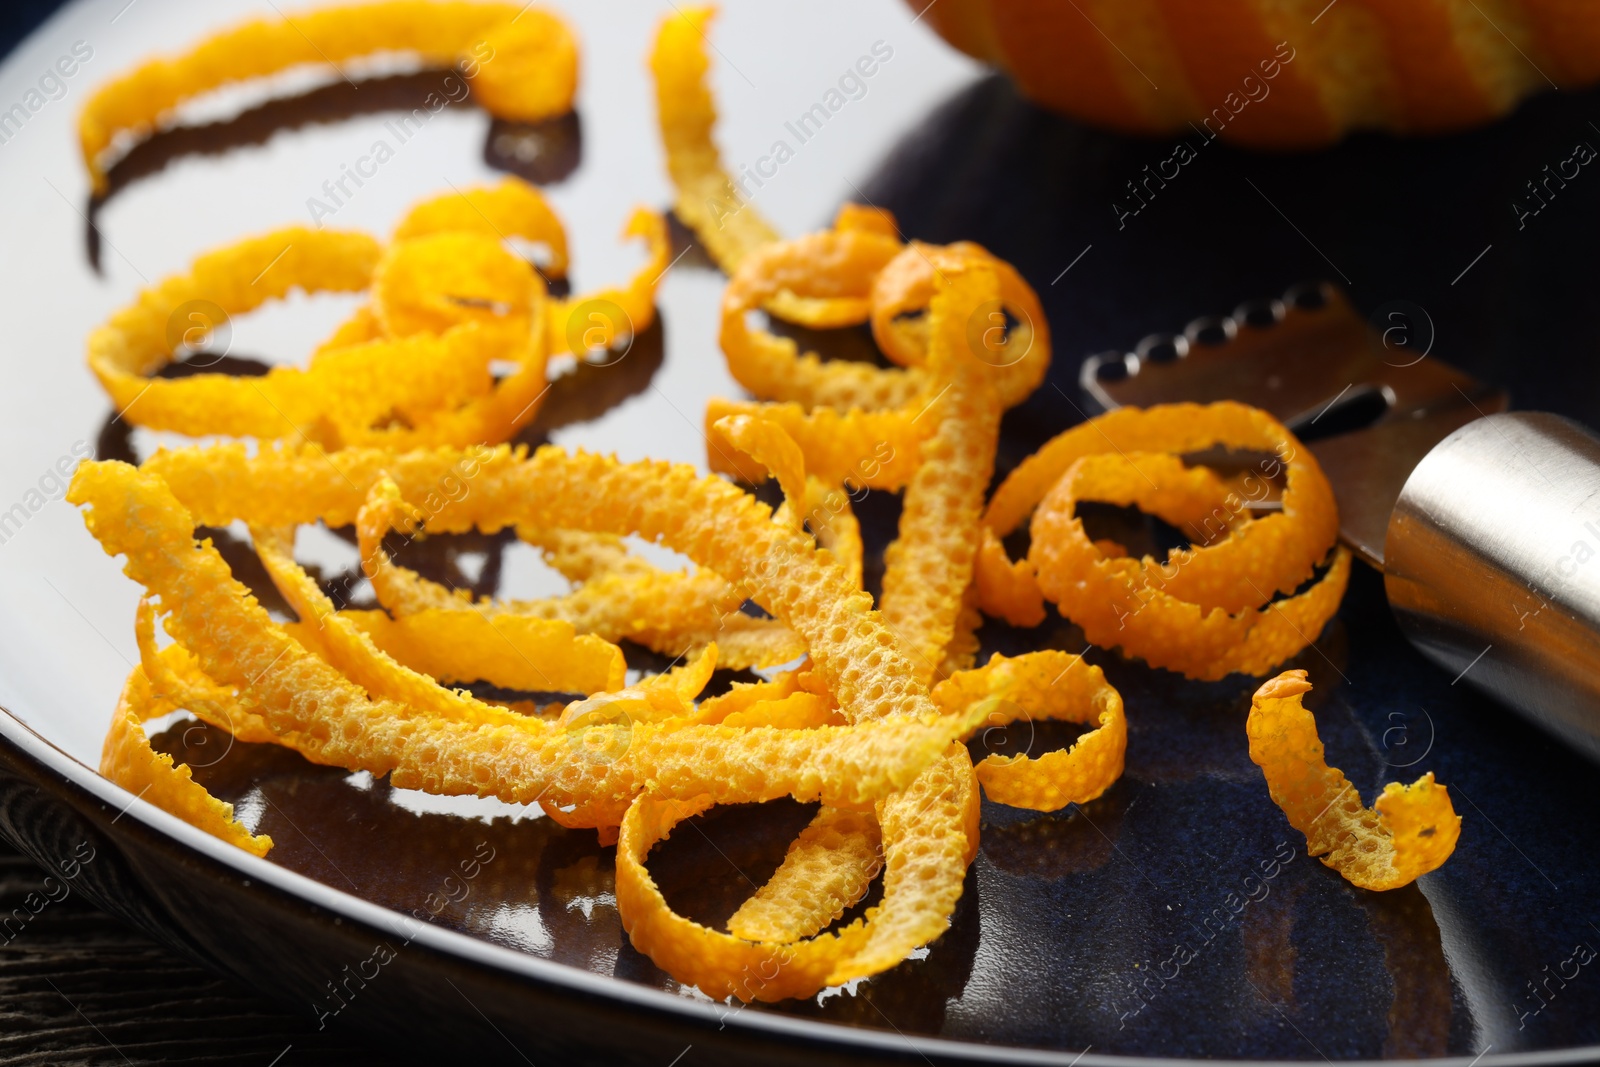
87, 218, 553, 448
351, 472, 804, 671
711, 224, 1050, 416
1028, 450, 1350, 680
935, 651, 1126, 811
373, 230, 543, 341
648, 5, 780, 274
1248, 671, 1460, 890
103, 662, 274, 858
706, 415, 865, 588
710, 414, 808, 530
981, 402, 1340, 625
393, 178, 570, 277
869, 240, 1050, 408
724, 806, 882, 944
254, 521, 626, 700
74, 450, 1014, 999
704, 398, 920, 491
73, 447, 973, 740
754, 204, 909, 330
546, 207, 670, 358
833, 203, 900, 241
878, 252, 1004, 686
647, 32, 1098, 950
340, 608, 626, 696
86, 180, 670, 450
730, 255, 1022, 954
616, 741, 979, 998
719, 228, 922, 412
88, 228, 381, 439
80, 1, 578, 193
72, 459, 987, 819
692, 669, 808, 725
708, 250, 1044, 953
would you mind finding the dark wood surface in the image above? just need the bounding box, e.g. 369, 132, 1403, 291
0, 839, 406, 1066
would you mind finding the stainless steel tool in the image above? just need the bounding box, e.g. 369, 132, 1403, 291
1080, 283, 1600, 763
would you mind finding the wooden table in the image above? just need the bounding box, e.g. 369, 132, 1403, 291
0, 839, 409, 1066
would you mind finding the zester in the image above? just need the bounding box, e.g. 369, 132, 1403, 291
1080, 281, 1600, 763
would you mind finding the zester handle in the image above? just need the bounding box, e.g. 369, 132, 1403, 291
1385, 411, 1600, 763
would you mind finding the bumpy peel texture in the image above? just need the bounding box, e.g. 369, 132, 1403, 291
1247, 670, 1460, 890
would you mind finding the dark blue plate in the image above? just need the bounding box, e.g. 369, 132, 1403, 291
1, 2, 1597, 1062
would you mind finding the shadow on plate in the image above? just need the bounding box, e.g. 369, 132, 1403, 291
86, 69, 582, 272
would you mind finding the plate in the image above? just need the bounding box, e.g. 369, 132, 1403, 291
2, 1, 1599, 1063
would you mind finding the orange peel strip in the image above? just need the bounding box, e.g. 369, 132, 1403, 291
86, 225, 549, 448
715, 229, 1049, 415
252, 523, 562, 729
704, 398, 921, 490
526, 529, 654, 583
1029, 451, 1351, 680
833, 203, 901, 241
349, 326, 549, 451
73, 463, 983, 825
709, 413, 864, 594
308, 324, 508, 446
336, 608, 625, 697
939, 583, 985, 681
727, 252, 1008, 949
827, 746, 980, 983
72, 454, 972, 781
553, 646, 718, 730
719, 229, 917, 411
102, 621, 273, 857
758, 257, 1006, 948
879, 253, 1003, 687
353, 475, 803, 671
86, 449, 986, 992
724, 805, 881, 944
980, 401, 1341, 622
802, 478, 863, 592
934, 651, 1126, 811
1248, 671, 1461, 890
372, 230, 542, 341
617, 795, 868, 1002
691, 669, 807, 725
718, 692, 841, 730
80, 1, 577, 193
392, 177, 570, 277
466, 6, 581, 132
756, 205, 906, 330
546, 208, 670, 358
648, 5, 780, 274
617, 743, 978, 1000
869, 241, 1050, 409
375, 558, 802, 671
88, 228, 377, 434
975, 527, 1047, 627
710, 415, 808, 530
134, 599, 289, 748
312, 305, 384, 361
536, 648, 721, 841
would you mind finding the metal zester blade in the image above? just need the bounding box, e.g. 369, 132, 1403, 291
1078, 282, 1509, 570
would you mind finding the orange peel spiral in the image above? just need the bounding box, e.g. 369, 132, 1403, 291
80, 2, 579, 193
1248, 671, 1460, 890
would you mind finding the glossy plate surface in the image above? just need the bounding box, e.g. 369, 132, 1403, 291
1, 1, 1599, 1063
